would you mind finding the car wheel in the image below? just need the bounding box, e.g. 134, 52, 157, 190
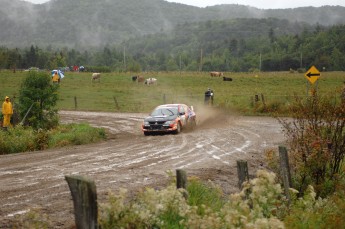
174, 122, 181, 134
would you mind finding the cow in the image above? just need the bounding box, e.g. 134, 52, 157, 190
132, 75, 145, 83
223, 76, 233, 81
132, 75, 138, 82
91, 73, 101, 82
144, 78, 157, 85
210, 71, 223, 77
137, 76, 145, 83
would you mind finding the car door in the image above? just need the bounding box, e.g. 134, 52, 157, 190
178, 105, 188, 126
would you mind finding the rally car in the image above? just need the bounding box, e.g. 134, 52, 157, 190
142, 104, 196, 136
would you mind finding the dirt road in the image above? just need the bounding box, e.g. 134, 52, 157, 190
0, 109, 285, 228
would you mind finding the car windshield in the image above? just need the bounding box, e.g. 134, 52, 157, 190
151, 107, 178, 116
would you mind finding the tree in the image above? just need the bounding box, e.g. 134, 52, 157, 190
25, 45, 38, 67
7, 48, 21, 71
166, 57, 179, 71
18, 71, 59, 129
268, 28, 276, 44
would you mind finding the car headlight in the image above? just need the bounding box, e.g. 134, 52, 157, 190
143, 121, 150, 126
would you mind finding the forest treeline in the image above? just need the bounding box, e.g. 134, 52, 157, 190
1, 0, 345, 48
1, 19, 344, 72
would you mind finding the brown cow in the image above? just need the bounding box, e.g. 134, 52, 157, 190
137, 75, 145, 83
210, 71, 223, 77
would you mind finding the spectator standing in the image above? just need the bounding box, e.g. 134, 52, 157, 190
52, 71, 60, 84
204, 88, 214, 106
2, 96, 13, 128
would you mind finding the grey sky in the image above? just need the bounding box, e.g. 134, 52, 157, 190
24, 0, 345, 9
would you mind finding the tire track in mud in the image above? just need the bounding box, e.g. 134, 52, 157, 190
0, 111, 285, 228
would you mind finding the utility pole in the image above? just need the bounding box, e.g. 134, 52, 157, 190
199, 48, 203, 72
259, 52, 262, 72
179, 54, 182, 75
123, 46, 126, 72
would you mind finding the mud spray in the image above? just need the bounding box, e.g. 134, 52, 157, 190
192, 103, 239, 131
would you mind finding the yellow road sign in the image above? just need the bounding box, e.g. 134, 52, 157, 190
305, 66, 320, 84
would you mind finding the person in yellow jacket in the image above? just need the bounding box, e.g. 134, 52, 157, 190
52, 71, 60, 84
2, 96, 13, 128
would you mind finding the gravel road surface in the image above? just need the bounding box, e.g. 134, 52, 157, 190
0, 109, 285, 228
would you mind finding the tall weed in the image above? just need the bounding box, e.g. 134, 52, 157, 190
0, 126, 36, 154
48, 123, 106, 147
99, 170, 286, 228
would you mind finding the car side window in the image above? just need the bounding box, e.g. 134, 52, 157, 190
179, 106, 185, 115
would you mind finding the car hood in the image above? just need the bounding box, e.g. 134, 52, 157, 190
144, 115, 177, 122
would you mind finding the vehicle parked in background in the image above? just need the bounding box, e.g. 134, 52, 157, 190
24, 67, 40, 71
142, 104, 196, 136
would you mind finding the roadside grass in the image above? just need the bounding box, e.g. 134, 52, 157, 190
1, 70, 344, 114
48, 123, 106, 147
0, 123, 106, 154
187, 177, 225, 214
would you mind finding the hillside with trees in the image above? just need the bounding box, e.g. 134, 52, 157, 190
1, 18, 344, 72
0, 0, 345, 48
0, 0, 345, 72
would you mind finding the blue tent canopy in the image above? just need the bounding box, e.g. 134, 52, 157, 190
51, 69, 65, 79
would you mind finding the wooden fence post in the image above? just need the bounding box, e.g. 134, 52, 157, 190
237, 160, 249, 189
176, 169, 188, 199
113, 96, 119, 110
176, 169, 187, 189
254, 94, 259, 103
163, 94, 166, 104
261, 93, 266, 106
65, 175, 98, 229
279, 146, 292, 203
74, 96, 77, 110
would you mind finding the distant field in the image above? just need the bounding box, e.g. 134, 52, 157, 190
0, 70, 344, 114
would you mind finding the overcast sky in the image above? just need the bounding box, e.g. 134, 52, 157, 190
24, 0, 345, 9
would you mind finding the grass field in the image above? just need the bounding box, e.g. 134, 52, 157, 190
0, 70, 344, 114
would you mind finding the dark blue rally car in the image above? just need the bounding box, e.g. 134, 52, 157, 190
141, 104, 196, 136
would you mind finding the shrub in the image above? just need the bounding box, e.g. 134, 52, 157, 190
18, 71, 59, 130
99, 170, 287, 228
85, 66, 111, 73
0, 126, 36, 154
187, 177, 225, 214
0, 123, 106, 154
285, 187, 345, 228
48, 123, 106, 148
277, 93, 345, 197
13, 208, 51, 229
99, 186, 188, 228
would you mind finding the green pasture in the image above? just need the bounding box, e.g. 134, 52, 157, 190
0, 70, 344, 114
